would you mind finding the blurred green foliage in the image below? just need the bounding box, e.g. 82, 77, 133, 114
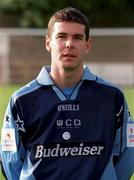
0, 0, 134, 27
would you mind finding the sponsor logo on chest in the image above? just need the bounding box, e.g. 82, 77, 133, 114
56, 103, 81, 129
34, 142, 105, 159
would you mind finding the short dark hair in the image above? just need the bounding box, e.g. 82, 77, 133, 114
47, 7, 90, 41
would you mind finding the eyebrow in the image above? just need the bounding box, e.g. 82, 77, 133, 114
56, 32, 84, 38
56, 32, 67, 36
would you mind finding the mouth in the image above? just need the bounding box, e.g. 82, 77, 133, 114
62, 54, 76, 58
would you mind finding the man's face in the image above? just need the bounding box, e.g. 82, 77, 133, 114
46, 22, 92, 71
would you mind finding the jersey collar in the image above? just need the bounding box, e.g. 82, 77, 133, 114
36, 65, 96, 86
82, 65, 96, 81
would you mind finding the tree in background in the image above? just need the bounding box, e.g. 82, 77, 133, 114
0, 0, 134, 28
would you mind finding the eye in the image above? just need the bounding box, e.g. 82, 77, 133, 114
74, 35, 83, 40
56, 34, 66, 39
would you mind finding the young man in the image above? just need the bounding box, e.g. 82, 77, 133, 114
1, 7, 134, 180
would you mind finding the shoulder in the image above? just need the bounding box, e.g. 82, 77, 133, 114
84, 66, 124, 98
96, 76, 123, 93
95, 76, 124, 98
11, 79, 42, 102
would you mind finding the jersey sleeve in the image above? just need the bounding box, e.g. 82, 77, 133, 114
0, 96, 26, 180
101, 90, 134, 180
114, 94, 134, 180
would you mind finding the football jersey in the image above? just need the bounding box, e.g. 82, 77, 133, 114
1, 66, 134, 180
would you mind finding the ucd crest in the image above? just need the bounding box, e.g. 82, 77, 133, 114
57, 120, 63, 127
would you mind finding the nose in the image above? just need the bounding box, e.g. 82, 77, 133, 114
65, 38, 74, 48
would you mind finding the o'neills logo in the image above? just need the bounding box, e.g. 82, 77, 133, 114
34, 142, 105, 159
57, 104, 79, 112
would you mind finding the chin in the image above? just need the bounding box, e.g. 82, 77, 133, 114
62, 64, 79, 71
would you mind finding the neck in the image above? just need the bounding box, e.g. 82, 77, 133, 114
50, 66, 84, 89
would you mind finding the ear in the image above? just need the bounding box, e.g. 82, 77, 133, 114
85, 38, 92, 54
45, 35, 51, 52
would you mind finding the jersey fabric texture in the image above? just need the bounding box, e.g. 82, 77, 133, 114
0, 66, 134, 180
